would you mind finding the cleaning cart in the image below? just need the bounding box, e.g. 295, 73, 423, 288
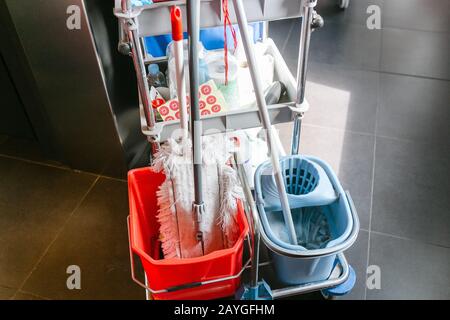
115, 0, 358, 300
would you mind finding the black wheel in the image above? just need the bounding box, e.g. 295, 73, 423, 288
321, 290, 338, 300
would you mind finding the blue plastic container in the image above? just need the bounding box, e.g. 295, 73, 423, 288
254, 156, 353, 285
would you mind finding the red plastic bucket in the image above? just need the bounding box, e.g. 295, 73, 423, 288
128, 167, 249, 300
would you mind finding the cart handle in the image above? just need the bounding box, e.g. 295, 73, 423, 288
127, 216, 252, 295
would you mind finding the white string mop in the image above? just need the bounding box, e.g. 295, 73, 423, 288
153, 135, 242, 259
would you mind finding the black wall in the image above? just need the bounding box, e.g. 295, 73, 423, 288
0, 0, 149, 177
0, 54, 35, 139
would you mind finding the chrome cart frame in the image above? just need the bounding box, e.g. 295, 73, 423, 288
115, 0, 356, 300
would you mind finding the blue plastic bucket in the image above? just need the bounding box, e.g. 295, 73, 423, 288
254, 156, 353, 285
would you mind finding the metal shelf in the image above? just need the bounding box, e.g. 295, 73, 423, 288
114, 0, 303, 37
138, 39, 306, 142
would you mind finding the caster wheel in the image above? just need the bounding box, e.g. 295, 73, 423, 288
339, 0, 350, 9
322, 265, 356, 299
321, 291, 338, 300
311, 13, 324, 30
118, 42, 132, 56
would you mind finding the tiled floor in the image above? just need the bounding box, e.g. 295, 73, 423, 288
0, 0, 449, 300
271, 0, 450, 300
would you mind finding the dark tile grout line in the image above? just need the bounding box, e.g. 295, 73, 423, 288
10, 290, 52, 301
363, 22, 384, 300
10, 175, 101, 300
376, 69, 450, 83
375, 133, 450, 148
306, 60, 450, 83
320, 18, 450, 35
381, 24, 450, 36
370, 230, 450, 250
300, 123, 375, 138
304, 118, 450, 150
0, 283, 16, 294
0, 152, 127, 183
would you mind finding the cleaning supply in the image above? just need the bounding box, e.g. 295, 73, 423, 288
167, 40, 208, 99
171, 6, 188, 140
156, 80, 228, 122
149, 86, 165, 121
147, 64, 167, 88
153, 136, 242, 258
205, 51, 239, 109
237, 44, 275, 108
264, 81, 286, 105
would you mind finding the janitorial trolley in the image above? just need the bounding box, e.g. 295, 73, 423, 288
115, 0, 358, 300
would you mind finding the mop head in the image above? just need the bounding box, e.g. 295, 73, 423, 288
267, 207, 332, 250
153, 135, 243, 259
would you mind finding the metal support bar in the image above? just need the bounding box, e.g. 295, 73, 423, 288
233, 152, 260, 288
119, 0, 155, 131
291, 0, 317, 155
291, 113, 303, 155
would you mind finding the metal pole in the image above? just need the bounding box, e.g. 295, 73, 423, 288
291, 0, 316, 155
232, 0, 298, 245
291, 113, 303, 155
187, 0, 205, 252
234, 152, 260, 288
121, 0, 155, 130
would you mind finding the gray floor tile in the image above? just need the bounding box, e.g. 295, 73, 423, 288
303, 62, 379, 134
367, 232, 450, 299
0, 157, 94, 213
0, 286, 15, 300
340, 229, 369, 300
381, 28, 450, 80
22, 178, 144, 300
383, 0, 450, 32
372, 137, 450, 247
378, 74, 450, 145
316, 0, 384, 27
303, 22, 382, 71
275, 124, 375, 230
0, 158, 95, 288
